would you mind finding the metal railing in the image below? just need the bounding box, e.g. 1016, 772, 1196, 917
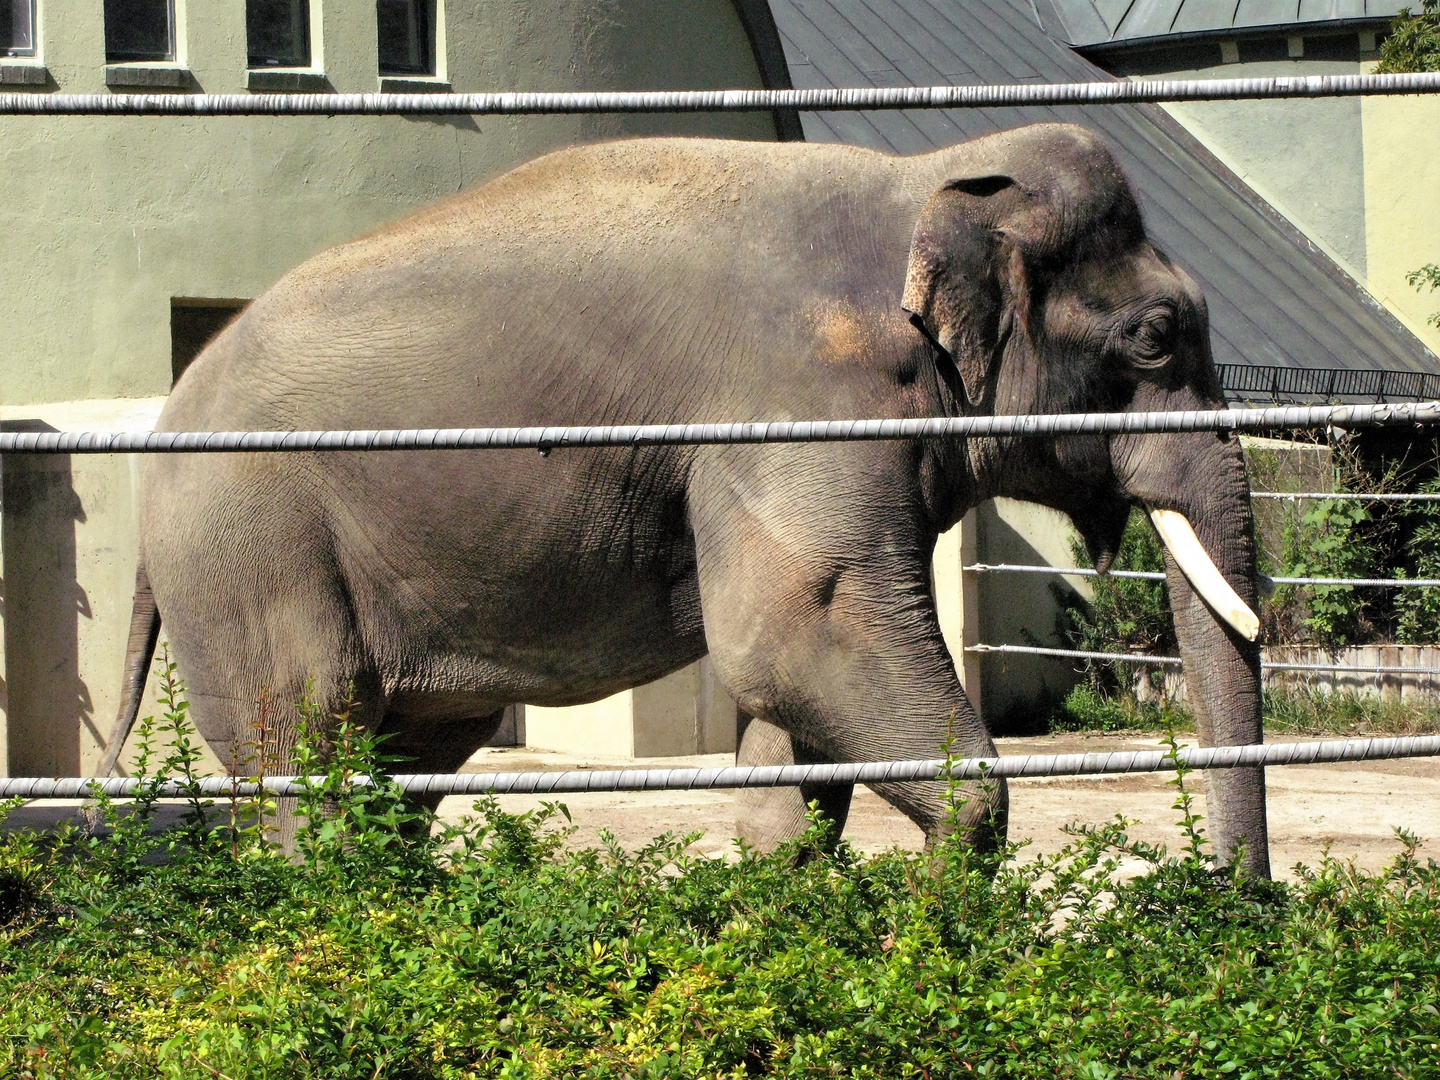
3, 72, 1440, 117
966, 643, 1440, 677
1250, 491, 1440, 502
4, 734, 1438, 799
964, 563, 1440, 589
0, 401, 1436, 456
1218, 364, 1440, 405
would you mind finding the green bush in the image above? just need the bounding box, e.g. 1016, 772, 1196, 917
3, 675, 1440, 1078
1049, 683, 1440, 736
1378, 0, 1440, 73
1276, 495, 1379, 648
1053, 507, 1175, 697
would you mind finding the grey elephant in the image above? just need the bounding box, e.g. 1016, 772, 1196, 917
104, 122, 1269, 875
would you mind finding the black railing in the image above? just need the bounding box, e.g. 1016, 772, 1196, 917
1219, 364, 1440, 405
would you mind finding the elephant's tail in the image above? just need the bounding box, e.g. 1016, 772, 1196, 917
98, 563, 162, 776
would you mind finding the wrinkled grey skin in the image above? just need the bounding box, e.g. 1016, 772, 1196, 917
129, 123, 1268, 875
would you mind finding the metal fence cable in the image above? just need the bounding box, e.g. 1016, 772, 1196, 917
4, 734, 1437, 799
0, 401, 1437, 455
1250, 492, 1440, 502
963, 563, 1440, 588
966, 642, 1440, 676
5, 73, 1440, 116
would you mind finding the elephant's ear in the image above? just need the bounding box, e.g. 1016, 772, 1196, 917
901, 175, 1028, 408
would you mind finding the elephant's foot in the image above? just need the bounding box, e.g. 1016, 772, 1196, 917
733, 713, 853, 862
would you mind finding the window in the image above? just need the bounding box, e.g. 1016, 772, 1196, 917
247, 0, 310, 68
104, 0, 175, 62
377, 0, 432, 76
171, 300, 248, 384
3, 0, 35, 56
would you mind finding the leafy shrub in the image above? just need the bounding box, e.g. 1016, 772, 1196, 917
1052, 507, 1175, 698
1395, 478, 1440, 644
1049, 683, 1440, 736
3, 672, 1440, 1077
1378, 0, 1440, 73
1050, 682, 1190, 733
1276, 495, 1379, 648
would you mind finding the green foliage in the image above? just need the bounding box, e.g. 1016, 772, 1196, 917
1053, 507, 1175, 696
1278, 496, 1379, 648
4, 673, 1440, 1077
1377, 0, 1440, 73
1052, 683, 1440, 736
1050, 683, 1190, 733
1408, 264, 1440, 329
1395, 478, 1440, 643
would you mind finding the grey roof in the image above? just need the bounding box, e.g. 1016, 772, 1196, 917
763, 0, 1435, 377
1046, 0, 1405, 48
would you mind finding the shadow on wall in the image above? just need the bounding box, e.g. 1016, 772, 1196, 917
1, 420, 93, 776
975, 499, 1086, 736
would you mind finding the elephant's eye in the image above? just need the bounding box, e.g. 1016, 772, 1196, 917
1128, 311, 1175, 368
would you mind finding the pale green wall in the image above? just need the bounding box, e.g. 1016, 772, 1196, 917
0, 0, 775, 776
1, 0, 775, 405
1134, 58, 1370, 280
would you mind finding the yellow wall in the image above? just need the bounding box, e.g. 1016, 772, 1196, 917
1362, 91, 1440, 355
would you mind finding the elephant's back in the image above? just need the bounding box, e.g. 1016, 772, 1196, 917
160, 137, 914, 436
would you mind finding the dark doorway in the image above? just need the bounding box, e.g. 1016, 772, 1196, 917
171, 299, 248, 384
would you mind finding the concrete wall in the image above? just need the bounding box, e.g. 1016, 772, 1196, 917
971, 499, 1089, 730
526, 656, 737, 759
1117, 36, 1440, 356
1126, 54, 1370, 281
0, 0, 777, 776
1362, 90, 1440, 355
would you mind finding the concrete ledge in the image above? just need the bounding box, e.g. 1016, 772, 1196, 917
379, 76, 452, 94
0, 63, 48, 86
105, 64, 190, 89
247, 69, 332, 94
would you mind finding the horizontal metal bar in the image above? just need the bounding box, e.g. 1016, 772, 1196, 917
4, 73, 1440, 117
968, 643, 1440, 676
4, 734, 1438, 799
970, 643, 1183, 666
964, 563, 1440, 588
1251, 492, 1440, 502
0, 402, 1435, 456
969, 563, 1166, 581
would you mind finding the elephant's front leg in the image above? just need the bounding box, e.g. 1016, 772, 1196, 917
692, 455, 1005, 850
734, 711, 854, 856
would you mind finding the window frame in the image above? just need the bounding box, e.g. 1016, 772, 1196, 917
376, 0, 435, 77
247, 0, 312, 70
4, 0, 38, 58
103, 0, 177, 64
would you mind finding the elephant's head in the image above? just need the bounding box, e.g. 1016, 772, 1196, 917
904, 124, 1268, 876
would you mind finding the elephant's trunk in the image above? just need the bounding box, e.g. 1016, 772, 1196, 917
1113, 423, 1270, 877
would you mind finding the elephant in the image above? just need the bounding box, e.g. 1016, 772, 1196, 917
102, 122, 1270, 876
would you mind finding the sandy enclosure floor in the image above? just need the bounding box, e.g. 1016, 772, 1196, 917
443, 733, 1440, 879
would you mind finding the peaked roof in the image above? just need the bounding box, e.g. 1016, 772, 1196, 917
762, 0, 1435, 378
1047, 0, 1404, 48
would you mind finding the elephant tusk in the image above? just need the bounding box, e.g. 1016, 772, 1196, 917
1149, 508, 1260, 642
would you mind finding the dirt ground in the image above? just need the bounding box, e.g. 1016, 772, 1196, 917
444, 733, 1440, 879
